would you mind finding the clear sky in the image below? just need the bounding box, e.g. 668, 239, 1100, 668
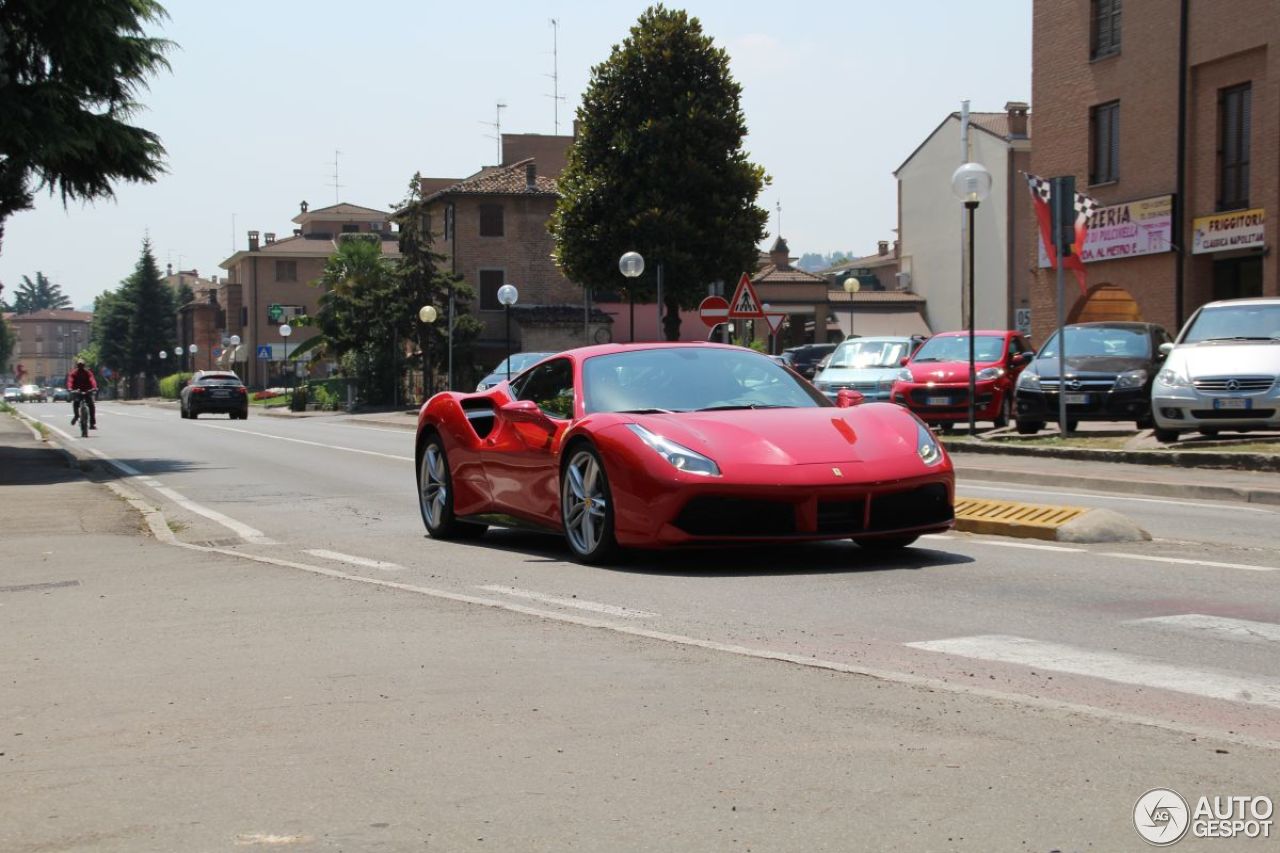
0, 0, 1031, 310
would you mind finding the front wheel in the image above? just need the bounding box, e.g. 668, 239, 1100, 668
993, 395, 1012, 429
79, 402, 89, 438
1154, 428, 1180, 444
418, 434, 486, 540
561, 445, 621, 564
1015, 419, 1044, 435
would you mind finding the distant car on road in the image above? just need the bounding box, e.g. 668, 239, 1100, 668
892, 330, 1034, 430
1014, 322, 1172, 434
3, 386, 22, 404
20, 384, 46, 402
52, 387, 72, 402
475, 352, 556, 391
180, 370, 249, 420
813, 336, 927, 402
782, 343, 839, 379
1151, 297, 1280, 443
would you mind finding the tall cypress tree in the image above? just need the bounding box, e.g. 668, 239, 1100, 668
117, 239, 176, 380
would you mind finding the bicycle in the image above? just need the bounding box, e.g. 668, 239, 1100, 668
71, 390, 93, 438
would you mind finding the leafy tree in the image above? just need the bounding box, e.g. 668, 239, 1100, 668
0, 313, 13, 374
9, 271, 72, 313
91, 288, 132, 379
94, 239, 175, 395
0, 0, 172, 256
549, 4, 769, 340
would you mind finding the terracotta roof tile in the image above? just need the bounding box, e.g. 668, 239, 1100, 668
752, 264, 828, 285
423, 158, 558, 202
826, 290, 925, 304
4, 309, 94, 321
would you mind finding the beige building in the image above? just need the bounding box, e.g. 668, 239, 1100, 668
218, 202, 400, 387
1031, 0, 1278, 339
895, 103, 1033, 336
3, 309, 93, 386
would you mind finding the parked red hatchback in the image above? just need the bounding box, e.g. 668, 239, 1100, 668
891, 330, 1034, 430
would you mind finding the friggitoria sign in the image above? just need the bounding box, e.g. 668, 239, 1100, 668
1038, 194, 1172, 266
1192, 208, 1266, 254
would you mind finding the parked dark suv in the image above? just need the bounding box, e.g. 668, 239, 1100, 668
180, 370, 249, 420
782, 343, 839, 379
1013, 321, 1172, 433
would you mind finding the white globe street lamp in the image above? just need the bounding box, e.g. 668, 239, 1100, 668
419, 305, 438, 397
619, 251, 644, 343
951, 161, 993, 435
279, 323, 293, 393
497, 285, 519, 380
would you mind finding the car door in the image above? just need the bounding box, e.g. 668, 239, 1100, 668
482, 357, 575, 525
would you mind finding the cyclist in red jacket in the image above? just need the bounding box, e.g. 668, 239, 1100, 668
67, 359, 98, 429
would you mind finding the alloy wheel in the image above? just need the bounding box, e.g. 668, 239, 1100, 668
563, 450, 609, 556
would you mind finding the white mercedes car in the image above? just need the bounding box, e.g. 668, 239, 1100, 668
1151, 297, 1280, 442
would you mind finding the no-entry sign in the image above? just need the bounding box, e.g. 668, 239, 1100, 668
698, 295, 730, 328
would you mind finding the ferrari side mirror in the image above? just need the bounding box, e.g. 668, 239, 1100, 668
500, 399, 554, 428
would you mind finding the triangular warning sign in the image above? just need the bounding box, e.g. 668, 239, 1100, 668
728, 272, 765, 319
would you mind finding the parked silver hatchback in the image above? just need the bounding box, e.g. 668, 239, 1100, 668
1151, 297, 1280, 442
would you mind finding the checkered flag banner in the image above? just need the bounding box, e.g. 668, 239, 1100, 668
1025, 173, 1098, 295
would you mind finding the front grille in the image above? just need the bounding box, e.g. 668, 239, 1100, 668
1190, 409, 1276, 420
675, 497, 796, 537
1193, 377, 1275, 393
868, 483, 953, 531
1039, 379, 1116, 392
816, 499, 867, 534
909, 389, 993, 408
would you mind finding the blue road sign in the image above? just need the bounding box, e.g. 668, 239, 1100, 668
256, 345, 272, 360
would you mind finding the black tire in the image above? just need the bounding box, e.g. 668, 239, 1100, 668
993, 395, 1012, 429
79, 402, 89, 438
418, 432, 486, 540
189, 409, 198, 420
560, 444, 621, 564
1154, 428, 1180, 444
1015, 419, 1044, 435
1136, 414, 1155, 430
858, 535, 919, 551
936, 422, 954, 435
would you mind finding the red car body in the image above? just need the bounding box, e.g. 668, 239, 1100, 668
415, 343, 954, 563
890, 330, 1034, 428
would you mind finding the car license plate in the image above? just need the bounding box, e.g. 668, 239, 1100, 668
1213, 397, 1251, 410
1064, 393, 1089, 405
211, 390, 229, 398
926, 396, 951, 406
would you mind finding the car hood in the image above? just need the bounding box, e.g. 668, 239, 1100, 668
903, 360, 1001, 383
1166, 340, 1280, 376
816, 366, 900, 383
623, 405, 925, 466
1029, 355, 1150, 379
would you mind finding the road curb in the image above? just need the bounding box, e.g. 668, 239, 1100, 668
954, 462, 1280, 507
943, 439, 1280, 472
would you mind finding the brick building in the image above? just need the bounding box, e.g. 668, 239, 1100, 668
218, 202, 400, 387
1031, 0, 1278, 341
2, 309, 93, 387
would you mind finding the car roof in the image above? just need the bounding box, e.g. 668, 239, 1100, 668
1198, 297, 1280, 309
194, 371, 241, 380
929, 329, 1018, 337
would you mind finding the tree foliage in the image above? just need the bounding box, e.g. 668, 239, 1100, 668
0, 0, 172, 254
549, 4, 769, 340
85, 239, 175, 393
0, 313, 13, 374
8, 271, 72, 313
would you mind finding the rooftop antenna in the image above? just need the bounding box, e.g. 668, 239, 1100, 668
776, 199, 782, 237
327, 149, 344, 203
482, 102, 506, 165
546, 19, 567, 134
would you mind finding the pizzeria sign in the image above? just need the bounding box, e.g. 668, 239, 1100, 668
1038, 194, 1173, 266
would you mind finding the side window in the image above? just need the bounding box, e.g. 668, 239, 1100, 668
514, 358, 575, 419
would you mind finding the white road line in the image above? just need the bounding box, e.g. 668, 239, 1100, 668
196, 423, 412, 461
477, 585, 658, 619
970, 540, 1086, 553
303, 549, 404, 571
1128, 614, 1280, 645
907, 634, 1280, 711
1098, 551, 1278, 572
958, 482, 1276, 514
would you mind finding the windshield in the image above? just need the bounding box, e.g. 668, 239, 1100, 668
493, 352, 551, 375
912, 334, 1004, 363
583, 347, 830, 414
1181, 303, 1280, 343
1037, 326, 1150, 359
828, 339, 911, 369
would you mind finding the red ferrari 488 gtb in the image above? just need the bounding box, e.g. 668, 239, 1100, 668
416, 343, 954, 563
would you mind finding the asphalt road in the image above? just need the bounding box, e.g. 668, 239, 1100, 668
9, 400, 1280, 849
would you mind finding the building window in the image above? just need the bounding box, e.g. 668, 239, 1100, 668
341, 224, 359, 233
1089, 101, 1120, 185
1091, 0, 1121, 59
479, 204, 504, 237
275, 260, 297, 282
444, 204, 454, 241
1218, 84, 1251, 211
479, 269, 504, 311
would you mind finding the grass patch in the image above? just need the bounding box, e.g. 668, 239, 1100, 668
249, 394, 289, 408
167, 520, 187, 534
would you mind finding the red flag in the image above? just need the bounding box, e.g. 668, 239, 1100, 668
1026, 174, 1098, 296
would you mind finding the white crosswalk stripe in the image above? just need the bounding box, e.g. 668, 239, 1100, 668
906, 634, 1280, 711
1127, 614, 1280, 645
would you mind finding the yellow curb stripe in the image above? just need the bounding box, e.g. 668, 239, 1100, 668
954, 497, 1089, 540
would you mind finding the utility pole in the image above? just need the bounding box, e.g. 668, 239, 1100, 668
481, 103, 507, 165
546, 19, 566, 134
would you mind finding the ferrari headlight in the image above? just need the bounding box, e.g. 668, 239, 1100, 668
916, 421, 943, 466
976, 367, 1005, 382
625, 424, 721, 477
1114, 369, 1148, 390
1156, 365, 1191, 388
1016, 368, 1040, 390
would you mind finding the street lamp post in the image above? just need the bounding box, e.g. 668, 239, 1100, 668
951, 161, 992, 436
419, 305, 438, 399
188, 344, 198, 374
619, 251, 644, 343
279, 323, 292, 398
497, 285, 519, 380
843, 276, 861, 340
228, 335, 241, 375
174, 346, 183, 373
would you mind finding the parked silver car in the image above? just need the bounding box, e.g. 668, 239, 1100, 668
1151, 297, 1280, 442
812, 336, 925, 401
